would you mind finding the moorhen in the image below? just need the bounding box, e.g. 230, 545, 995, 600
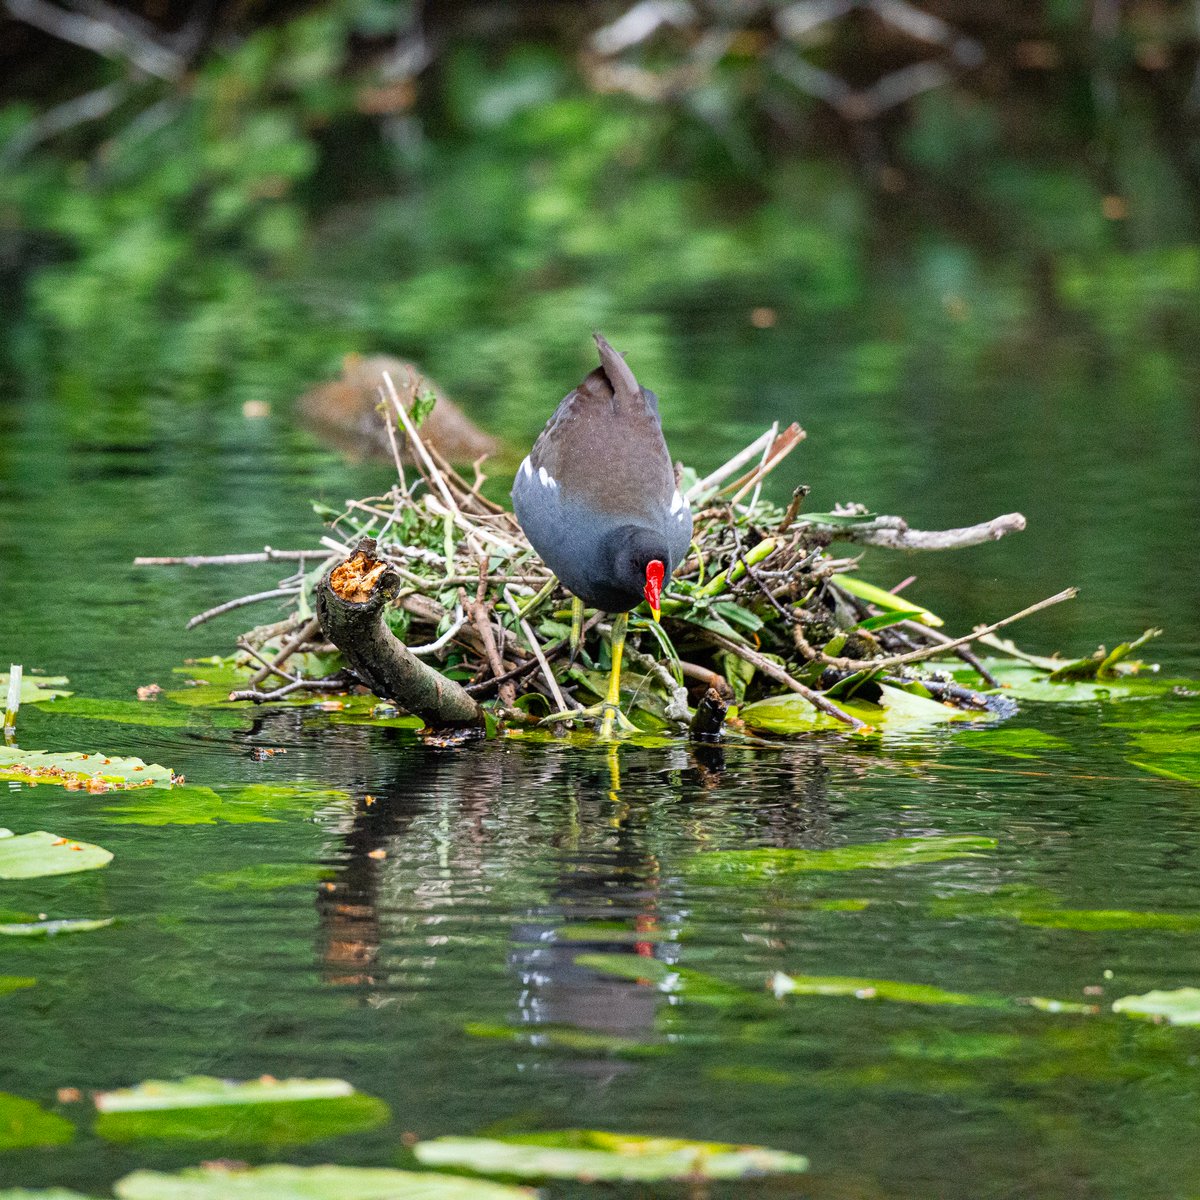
512, 334, 693, 737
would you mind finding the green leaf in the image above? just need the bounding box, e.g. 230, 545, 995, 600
1047, 628, 1161, 681
0, 832, 113, 879
410, 388, 437, 428
40, 697, 244, 730
829, 574, 942, 626
0, 976, 35, 998
95, 1077, 389, 1148
0, 1092, 75, 1150
196, 864, 332, 891
0, 674, 72, 704
413, 1131, 808, 1182
1111, 988, 1200, 1026
740, 683, 986, 736
0, 918, 114, 937
853, 611, 912, 633
572, 953, 754, 1008
770, 972, 1009, 1009
685, 836, 996, 883
114, 1164, 533, 1199
0, 748, 174, 790
463, 1022, 661, 1057
101, 784, 350, 826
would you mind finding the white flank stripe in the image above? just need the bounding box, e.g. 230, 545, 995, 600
670, 489, 685, 514
521, 457, 534, 479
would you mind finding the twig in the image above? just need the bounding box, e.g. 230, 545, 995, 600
186, 587, 300, 630
245, 618, 321, 687
802, 512, 1027, 551
897, 619, 1001, 688
230, 676, 351, 704
685, 427, 775, 502
705, 631, 867, 730
408, 605, 467, 657
382, 371, 462, 517
505, 586, 575, 713
134, 549, 325, 567
4, 0, 183, 78
806, 588, 1079, 674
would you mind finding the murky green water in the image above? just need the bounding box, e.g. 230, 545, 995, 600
3, 247, 1200, 1198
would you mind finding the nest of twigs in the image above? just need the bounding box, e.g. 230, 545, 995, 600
140, 372, 1080, 737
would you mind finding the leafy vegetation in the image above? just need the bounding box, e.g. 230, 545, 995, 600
0, 830, 112, 878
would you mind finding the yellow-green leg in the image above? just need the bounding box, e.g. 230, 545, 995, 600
598, 611, 632, 740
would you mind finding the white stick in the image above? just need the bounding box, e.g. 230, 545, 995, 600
684, 427, 775, 502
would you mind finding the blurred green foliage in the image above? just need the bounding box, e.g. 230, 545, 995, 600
1, 0, 1199, 424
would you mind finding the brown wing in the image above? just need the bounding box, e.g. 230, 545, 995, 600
528, 335, 675, 522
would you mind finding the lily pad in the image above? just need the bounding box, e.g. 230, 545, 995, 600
0, 917, 114, 937
0, 673, 72, 704
195, 864, 332, 892
413, 1130, 808, 1182
0, 748, 174, 791
40, 697, 244, 730
741, 683, 985, 736
955, 659, 1186, 703
1111, 988, 1200, 1026
94, 1077, 389, 1148
770, 971, 1009, 1009
101, 784, 349, 826
0, 1092, 75, 1150
0, 976, 35, 998
0, 832, 113, 879
114, 1164, 532, 1199
685, 836, 996, 883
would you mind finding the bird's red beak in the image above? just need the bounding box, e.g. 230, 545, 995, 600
644, 560, 665, 622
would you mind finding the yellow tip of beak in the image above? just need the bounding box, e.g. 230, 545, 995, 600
650, 605, 661, 623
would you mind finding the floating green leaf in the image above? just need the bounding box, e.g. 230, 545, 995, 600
95, 1077, 389, 1148
0, 977, 35, 998
1111, 988, 1200, 1026
40, 697, 244, 730
928, 886, 1200, 932
829, 574, 942, 626
740, 684, 985, 736
685, 836, 995, 883
573, 953, 753, 1007
0, 832, 113, 879
0, 748, 174, 790
955, 659, 1186, 703
413, 1130, 808, 1182
770, 971, 1009, 1009
101, 784, 349, 826
0, 1092, 75, 1150
0, 673, 72, 704
114, 1164, 532, 1199
463, 1022, 661, 1057
0, 917, 114, 937
959, 727, 1072, 759
195, 864, 332, 891
1047, 628, 1161, 681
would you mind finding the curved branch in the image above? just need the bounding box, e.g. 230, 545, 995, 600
316, 539, 485, 734
805, 511, 1026, 551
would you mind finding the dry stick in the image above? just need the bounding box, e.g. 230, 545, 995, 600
466, 613, 605, 697
186, 587, 300, 630
382, 371, 461, 517
726, 423, 806, 506
505, 586, 575, 713
810, 588, 1079, 674
706, 631, 866, 730
897, 619, 1001, 688
466, 575, 517, 708
685, 427, 775, 502
134, 549, 326, 567
237, 639, 298, 685
804, 512, 1027, 552
230, 676, 350, 704
245, 618, 322, 688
